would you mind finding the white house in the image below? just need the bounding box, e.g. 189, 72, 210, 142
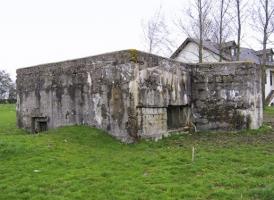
171, 38, 274, 106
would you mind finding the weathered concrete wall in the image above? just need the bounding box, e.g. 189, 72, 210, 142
132, 63, 191, 139
190, 62, 263, 131
17, 50, 191, 142
16, 50, 263, 142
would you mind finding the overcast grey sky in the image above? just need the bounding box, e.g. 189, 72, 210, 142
0, 0, 184, 80
0, 0, 267, 80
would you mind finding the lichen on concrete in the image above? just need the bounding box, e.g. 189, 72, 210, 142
190, 62, 263, 131
16, 50, 263, 142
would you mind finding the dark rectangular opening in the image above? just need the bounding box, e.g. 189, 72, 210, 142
167, 106, 188, 130
38, 121, 48, 132
32, 117, 48, 133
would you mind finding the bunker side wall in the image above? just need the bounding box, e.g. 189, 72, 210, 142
16, 50, 191, 142
17, 57, 136, 142
191, 62, 263, 131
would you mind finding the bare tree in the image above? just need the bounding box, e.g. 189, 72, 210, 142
141, 7, 174, 56
236, 0, 241, 61
198, 0, 204, 63
233, 0, 249, 61
253, 0, 274, 65
177, 0, 212, 63
211, 0, 232, 61
252, 0, 274, 105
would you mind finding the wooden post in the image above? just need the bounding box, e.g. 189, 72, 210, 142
192, 146, 195, 162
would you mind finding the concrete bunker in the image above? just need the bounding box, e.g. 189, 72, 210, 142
16, 50, 263, 142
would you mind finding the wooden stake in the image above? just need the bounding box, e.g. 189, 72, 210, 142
192, 146, 195, 162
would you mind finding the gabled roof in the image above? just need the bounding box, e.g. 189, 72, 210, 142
256, 49, 274, 56
238, 48, 260, 63
170, 37, 231, 60
222, 41, 236, 48
170, 37, 274, 65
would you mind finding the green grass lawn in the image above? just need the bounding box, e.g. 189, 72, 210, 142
264, 106, 274, 116
1, 104, 274, 200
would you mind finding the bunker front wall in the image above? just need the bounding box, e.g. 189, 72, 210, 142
132, 59, 191, 139
190, 62, 263, 131
16, 50, 191, 142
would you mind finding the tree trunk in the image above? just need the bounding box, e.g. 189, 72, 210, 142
219, 0, 224, 62
236, 0, 241, 61
262, 0, 269, 107
198, 0, 203, 63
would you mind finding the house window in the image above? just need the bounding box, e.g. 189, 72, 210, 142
271, 71, 273, 86
231, 48, 236, 57
269, 55, 273, 62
